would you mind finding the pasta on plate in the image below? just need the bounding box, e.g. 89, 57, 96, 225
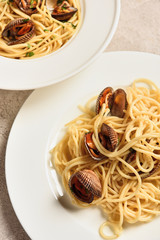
51, 79, 160, 239
0, 0, 81, 59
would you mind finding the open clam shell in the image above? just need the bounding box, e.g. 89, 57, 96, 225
96, 87, 113, 114
2, 18, 35, 45
14, 0, 41, 15
84, 132, 104, 161
69, 169, 102, 203
51, 1, 78, 21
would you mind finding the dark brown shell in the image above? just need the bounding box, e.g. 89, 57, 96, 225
100, 123, 118, 152
52, 1, 78, 21
84, 132, 104, 161
126, 149, 136, 164
110, 88, 127, 118
69, 169, 102, 203
14, 0, 41, 15
96, 87, 113, 114
126, 150, 160, 179
2, 18, 35, 45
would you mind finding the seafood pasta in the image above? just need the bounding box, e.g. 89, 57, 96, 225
51, 79, 160, 239
0, 0, 81, 59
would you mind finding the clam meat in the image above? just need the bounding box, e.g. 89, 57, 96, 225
96, 87, 113, 114
2, 18, 35, 45
69, 169, 102, 203
84, 132, 104, 160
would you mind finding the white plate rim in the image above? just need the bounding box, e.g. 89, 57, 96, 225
5, 51, 160, 240
0, 0, 120, 90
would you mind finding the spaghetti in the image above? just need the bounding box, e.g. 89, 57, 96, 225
51, 79, 160, 239
0, 0, 81, 59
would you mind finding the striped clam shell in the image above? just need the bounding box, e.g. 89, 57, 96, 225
69, 169, 102, 203
2, 18, 35, 46
101, 123, 118, 152
96, 87, 113, 114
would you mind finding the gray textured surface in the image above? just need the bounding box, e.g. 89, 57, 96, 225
1, 0, 160, 239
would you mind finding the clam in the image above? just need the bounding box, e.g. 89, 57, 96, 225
14, 0, 41, 15
100, 123, 118, 152
96, 87, 113, 114
126, 150, 160, 179
96, 87, 127, 118
110, 88, 127, 118
2, 18, 35, 45
51, 1, 78, 21
84, 132, 104, 160
69, 169, 102, 203
126, 149, 136, 164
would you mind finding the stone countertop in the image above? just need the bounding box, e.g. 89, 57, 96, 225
1, 0, 160, 239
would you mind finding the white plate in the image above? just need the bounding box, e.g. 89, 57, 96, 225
0, 0, 120, 90
6, 51, 160, 240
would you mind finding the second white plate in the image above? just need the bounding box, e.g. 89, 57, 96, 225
6, 51, 160, 240
0, 0, 120, 90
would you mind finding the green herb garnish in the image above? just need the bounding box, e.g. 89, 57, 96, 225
57, 0, 66, 4
23, 18, 29, 23
69, 22, 76, 29
37, 40, 43, 44
44, 29, 49, 32
7, 0, 13, 5
30, 0, 34, 8
27, 43, 31, 49
26, 51, 34, 57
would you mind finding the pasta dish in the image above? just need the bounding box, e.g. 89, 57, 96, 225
51, 79, 160, 239
0, 0, 81, 59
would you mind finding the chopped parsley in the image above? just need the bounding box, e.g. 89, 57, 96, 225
37, 40, 42, 44
69, 22, 76, 29
30, 0, 37, 8
27, 43, 31, 49
26, 51, 34, 57
7, 0, 13, 5
61, 6, 67, 10
57, 0, 67, 4
44, 29, 49, 32
30, 0, 34, 8
23, 18, 29, 23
